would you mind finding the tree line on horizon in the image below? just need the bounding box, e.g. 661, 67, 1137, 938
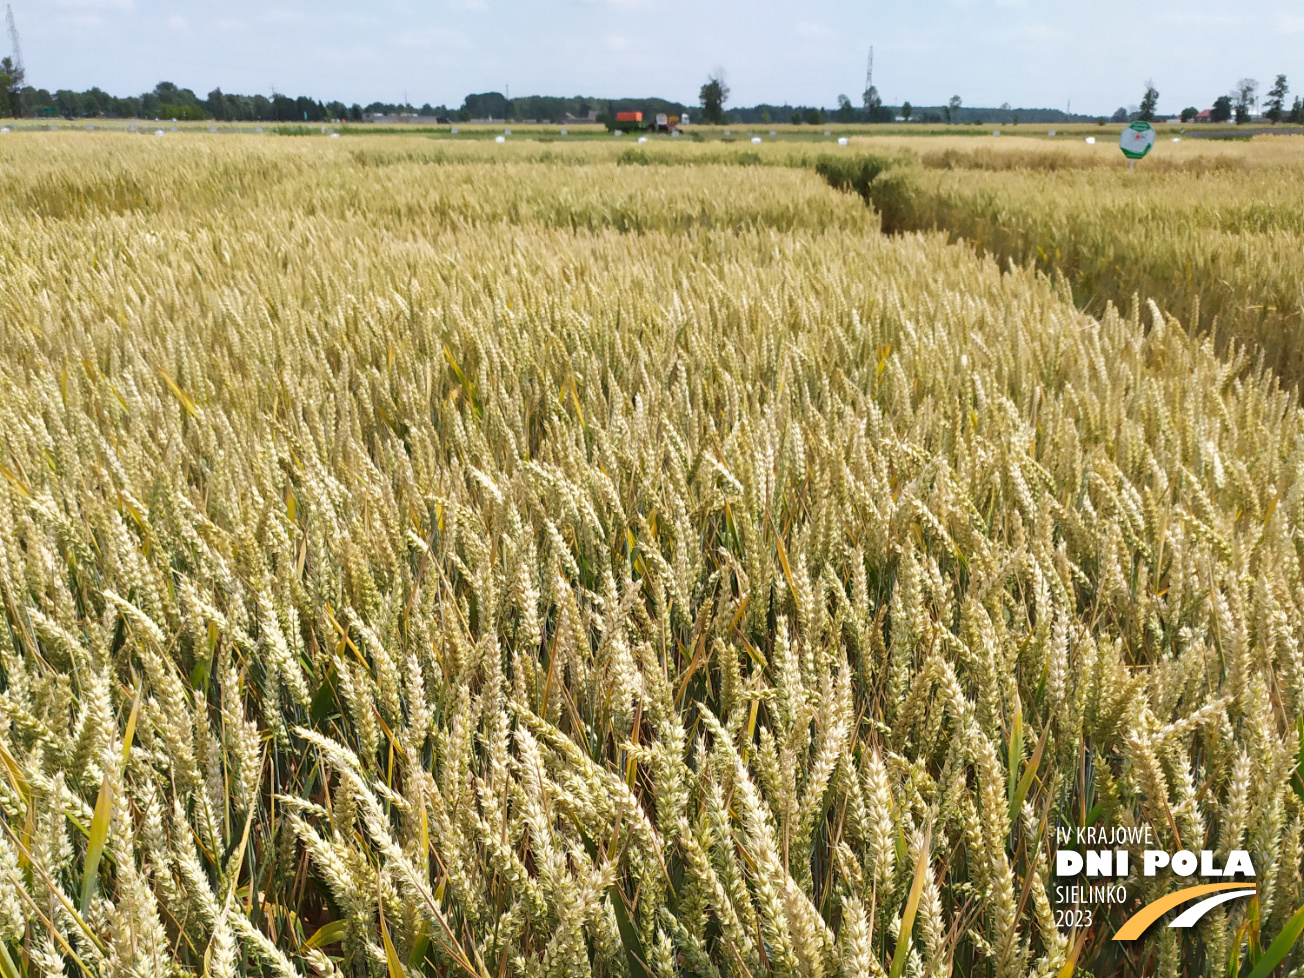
0, 80, 388, 123
1116, 77, 1302, 126
0, 79, 1095, 126
2, 72, 1300, 126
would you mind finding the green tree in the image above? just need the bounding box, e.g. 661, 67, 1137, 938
1180, 106, 1198, 122
206, 88, 229, 121
901, 101, 912, 121
1233, 78, 1257, 123
54, 89, 81, 118
1138, 81, 1159, 121
1265, 74, 1288, 123
699, 71, 728, 125
462, 92, 510, 120
0, 54, 22, 117
946, 94, 961, 123
153, 81, 181, 106
1291, 96, 1304, 124
1211, 95, 1232, 122
837, 94, 854, 122
862, 84, 881, 118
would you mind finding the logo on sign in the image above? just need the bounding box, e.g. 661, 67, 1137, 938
1054, 824, 1256, 939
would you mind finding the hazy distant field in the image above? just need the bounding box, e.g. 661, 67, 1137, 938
1, 133, 1302, 978
10, 116, 1301, 140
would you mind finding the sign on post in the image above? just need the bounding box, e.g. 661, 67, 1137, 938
1120, 120, 1155, 160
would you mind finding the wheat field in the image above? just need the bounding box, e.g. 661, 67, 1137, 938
821, 135, 1304, 386
0, 134, 1302, 978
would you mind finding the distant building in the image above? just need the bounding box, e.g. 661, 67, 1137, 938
1196, 109, 1213, 122
562, 110, 599, 124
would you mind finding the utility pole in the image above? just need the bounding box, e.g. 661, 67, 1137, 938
864, 47, 873, 94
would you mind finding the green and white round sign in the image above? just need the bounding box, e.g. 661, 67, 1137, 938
1120, 120, 1155, 160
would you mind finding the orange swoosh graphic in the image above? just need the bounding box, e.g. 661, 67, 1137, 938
1114, 883, 1252, 941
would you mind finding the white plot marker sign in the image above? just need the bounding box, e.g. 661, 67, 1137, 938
1120, 120, 1155, 162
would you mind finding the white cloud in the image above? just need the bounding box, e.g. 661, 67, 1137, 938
259, 8, 311, 27
398, 28, 470, 50
43, 0, 131, 26
796, 21, 834, 38
1277, 12, 1304, 32
1155, 10, 1242, 27
1007, 21, 1063, 41
605, 34, 630, 50
49, 0, 132, 9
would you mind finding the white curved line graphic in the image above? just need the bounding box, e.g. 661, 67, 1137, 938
1168, 889, 1255, 928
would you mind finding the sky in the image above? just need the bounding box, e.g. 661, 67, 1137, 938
15, 0, 1304, 115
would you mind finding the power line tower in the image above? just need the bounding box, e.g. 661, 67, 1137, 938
5, 5, 21, 77
862, 46, 881, 119
4, 4, 23, 118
